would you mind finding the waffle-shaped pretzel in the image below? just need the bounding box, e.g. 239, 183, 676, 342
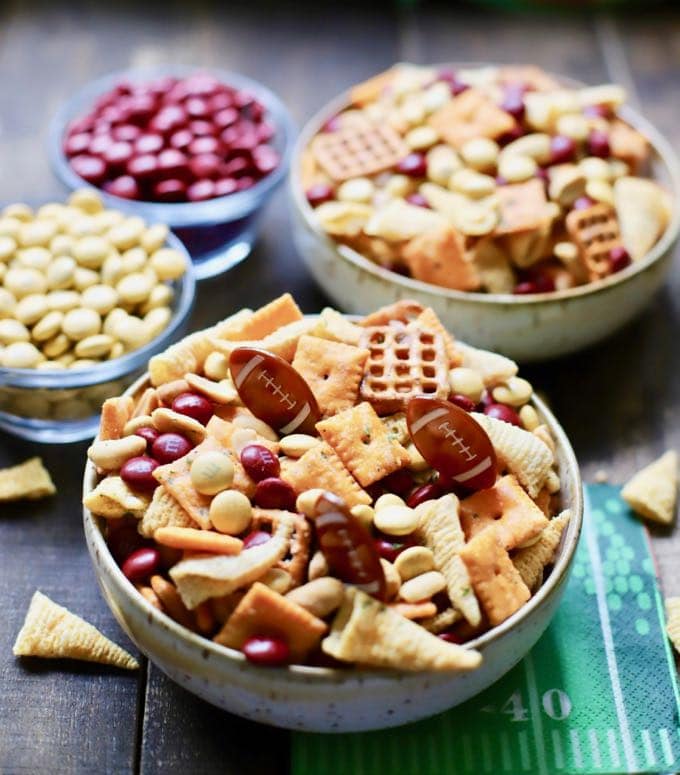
358, 324, 449, 414
251, 509, 311, 586
312, 124, 409, 182
566, 203, 622, 280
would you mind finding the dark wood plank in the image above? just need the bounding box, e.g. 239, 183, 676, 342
0, 436, 141, 774
600, 11, 680, 596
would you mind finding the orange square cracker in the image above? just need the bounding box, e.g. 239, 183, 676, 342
460, 474, 549, 550
219, 293, 303, 342
402, 225, 481, 293
317, 402, 410, 488
282, 442, 370, 507
460, 529, 531, 626
292, 335, 369, 417
214, 582, 327, 661
428, 88, 515, 148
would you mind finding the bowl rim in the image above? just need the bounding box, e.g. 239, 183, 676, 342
48, 64, 297, 228
0, 229, 195, 389
289, 62, 680, 305
82, 330, 584, 681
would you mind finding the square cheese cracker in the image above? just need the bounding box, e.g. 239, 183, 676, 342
214, 582, 327, 662
460, 474, 549, 551
460, 529, 531, 627
317, 402, 410, 488
282, 441, 371, 507
292, 335, 369, 417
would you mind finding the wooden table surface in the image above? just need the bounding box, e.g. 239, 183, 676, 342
1, 2, 679, 773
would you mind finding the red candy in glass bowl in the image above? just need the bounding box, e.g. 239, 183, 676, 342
50, 67, 294, 279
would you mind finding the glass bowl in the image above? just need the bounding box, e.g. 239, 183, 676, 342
0, 231, 195, 443
48, 66, 295, 281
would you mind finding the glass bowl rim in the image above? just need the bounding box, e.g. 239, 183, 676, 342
48, 64, 297, 228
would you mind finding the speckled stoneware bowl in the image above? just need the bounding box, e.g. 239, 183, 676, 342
83, 371, 582, 733
289, 67, 680, 362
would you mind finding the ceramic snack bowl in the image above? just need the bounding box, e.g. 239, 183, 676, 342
288, 67, 680, 362
82, 366, 583, 733
50, 66, 295, 281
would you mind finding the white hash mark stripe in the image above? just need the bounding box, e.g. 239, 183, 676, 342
551, 730, 564, 770
500, 732, 512, 771
409, 407, 448, 435
454, 456, 493, 483
607, 728, 621, 768
660, 728, 674, 766
569, 730, 583, 770
518, 731, 531, 771
280, 403, 310, 434
588, 729, 602, 769
642, 729, 657, 766
524, 652, 548, 775
583, 495, 637, 773
234, 354, 264, 388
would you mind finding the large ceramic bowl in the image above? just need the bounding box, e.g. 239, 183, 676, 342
49, 66, 295, 281
0, 232, 194, 443
82, 362, 583, 732
289, 66, 680, 362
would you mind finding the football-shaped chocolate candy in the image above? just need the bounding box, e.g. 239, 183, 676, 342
229, 347, 321, 435
311, 491, 387, 600
406, 396, 497, 491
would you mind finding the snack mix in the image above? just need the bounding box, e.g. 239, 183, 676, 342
84, 293, 571, 671
302, 63, 673, 294
63, 72, 280, 203
0, 189, 187, 371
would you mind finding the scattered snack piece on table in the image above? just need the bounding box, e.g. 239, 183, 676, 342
83, 294, 568, 671
0, 189, 187, 371
302, 64, 671, 294
13, 591, 138, 670
0, 457, 55, 501
665, 597, 680, 655
622, 450, 678, 525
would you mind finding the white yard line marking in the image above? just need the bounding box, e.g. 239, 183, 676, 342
583, 502, 637, 772
641, 729, 657, 767
607, 728, 622, 769
500, 732, 512, 771
588, 729, 602, 769
524, 652, 548, 775
518, 730, 531, 771
570, 729, 583, 770
551, 730, 565, 770
480, 732, 492, 772
660, 728, 674, 766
